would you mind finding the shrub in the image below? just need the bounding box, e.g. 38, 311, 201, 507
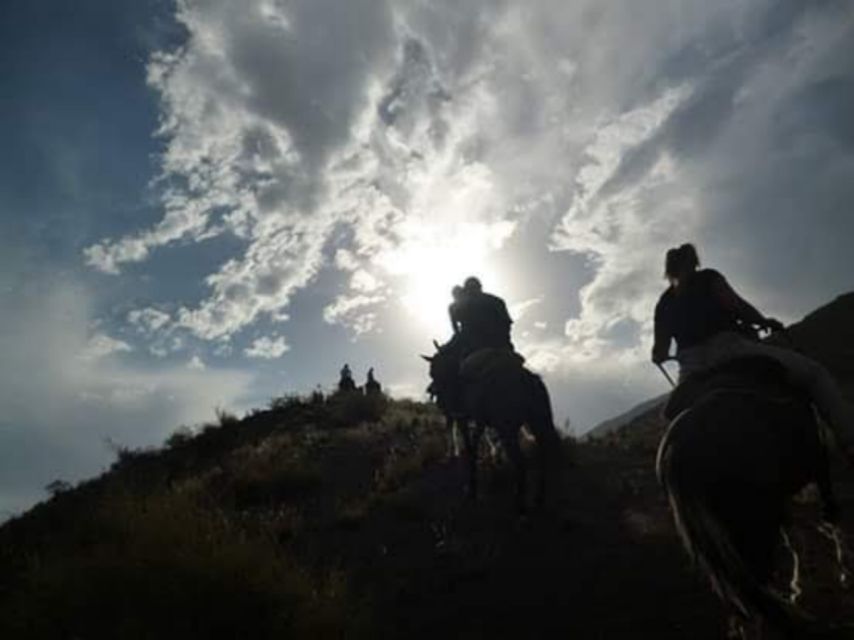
372, 433, 445, 494
164, 426, 194, 449
0, 489, 352, 639
326, 391, 389, 428
215, 406, 240, 427
268, 393, 306, 413
44, 479, 72, 498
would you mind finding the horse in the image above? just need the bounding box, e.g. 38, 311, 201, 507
423, 343, 561, 511
656, 357, 851, 638
338, 376, 357, 394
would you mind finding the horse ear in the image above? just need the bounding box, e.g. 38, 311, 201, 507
433, 339, 440, 350
420, 354, 433, 362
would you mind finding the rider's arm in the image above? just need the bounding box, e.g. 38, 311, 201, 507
449, 304, 460, 333
652, 298, 672, 363
710, 273, 768, 326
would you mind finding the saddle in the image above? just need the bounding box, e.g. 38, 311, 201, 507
460, 348, 525, 382
457, 348, 526, 414
663, 356, 805, 421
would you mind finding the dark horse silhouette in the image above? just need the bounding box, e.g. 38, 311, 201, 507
423, 343, 561, 511
657, 357, 851, 638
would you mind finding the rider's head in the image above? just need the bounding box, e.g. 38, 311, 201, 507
451, 285, 464, 302
463, 276, 482, 294
665, 243, 699, 284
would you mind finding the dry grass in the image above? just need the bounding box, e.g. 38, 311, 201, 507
0, 488, 353, 640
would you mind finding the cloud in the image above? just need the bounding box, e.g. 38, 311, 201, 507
0, 247, 251, 517
324, 293, 385, 336
128, 307, 171, 333
80, 0, 854, 430
244, 335, 290, 359
548, 1, 854, 368
187, 355, 206, 370
80, 333, 134, 361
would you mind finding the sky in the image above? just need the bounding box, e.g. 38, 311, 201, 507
2, 0, 853, 516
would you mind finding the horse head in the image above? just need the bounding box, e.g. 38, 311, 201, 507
420, 340, 460, 407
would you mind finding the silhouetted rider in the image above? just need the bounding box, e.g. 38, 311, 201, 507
365, 367, 382, 395
338, 363, 356, 393
457, 276, 514, 355
653, 245, 782, 369
448, 285, 465, 334
652, 243, 854, 457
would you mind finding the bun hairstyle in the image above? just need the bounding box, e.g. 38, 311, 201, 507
665, 243, 700, 278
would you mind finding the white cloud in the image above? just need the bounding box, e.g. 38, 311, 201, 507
80, 333, 134, 361
187, 355, 206, 370
244, 335, 290, 359
79, 0, 854, 430
509, 297, 543, 323
128, 307, 171, 333
324, 293, 385, 335
0, 250, 252, 517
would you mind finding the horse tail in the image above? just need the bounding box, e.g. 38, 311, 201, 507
657, 411, 809, 636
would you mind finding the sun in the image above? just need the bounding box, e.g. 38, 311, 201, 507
376, 222, 510, 341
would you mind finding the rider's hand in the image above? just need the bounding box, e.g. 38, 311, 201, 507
763, 317, 785, 333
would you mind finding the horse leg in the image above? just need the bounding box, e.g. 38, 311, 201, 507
496, 423, 527, 513
446, 414, 460, 459
780, 528, 803, 606
484, 430, 500, 462
817, 520, 853, 590
461, 421, 483, 501
725, 612, 749, 640
815, 424, 839, 524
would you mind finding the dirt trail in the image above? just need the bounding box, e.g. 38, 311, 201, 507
295, 402, 854, 639
305, 426, 724, 638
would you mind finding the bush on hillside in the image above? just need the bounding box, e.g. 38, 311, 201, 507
0, 489, 354, 640
325, 390, 389, 428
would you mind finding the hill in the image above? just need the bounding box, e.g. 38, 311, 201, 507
1, 293, 854, 638
586, 394, 667, 440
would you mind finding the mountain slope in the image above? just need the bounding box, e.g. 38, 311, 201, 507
587, 394, 667, 440
1, 293, 853, 638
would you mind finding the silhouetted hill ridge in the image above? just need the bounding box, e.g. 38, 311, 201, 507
1, 292, 853, 638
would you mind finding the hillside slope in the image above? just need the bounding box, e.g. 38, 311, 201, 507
1, 293, 854, 639
587, 394, 667, 439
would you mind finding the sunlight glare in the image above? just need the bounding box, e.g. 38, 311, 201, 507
377, 221, 513, 342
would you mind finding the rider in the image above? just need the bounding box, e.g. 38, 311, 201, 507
338, 363, 355, 392
448, 285, 465, 334
652, 243, 854, 455
457, 276, 514, 356
365, 367, 382, 395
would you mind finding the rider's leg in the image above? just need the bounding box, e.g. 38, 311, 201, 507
759, 344, 854, 454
